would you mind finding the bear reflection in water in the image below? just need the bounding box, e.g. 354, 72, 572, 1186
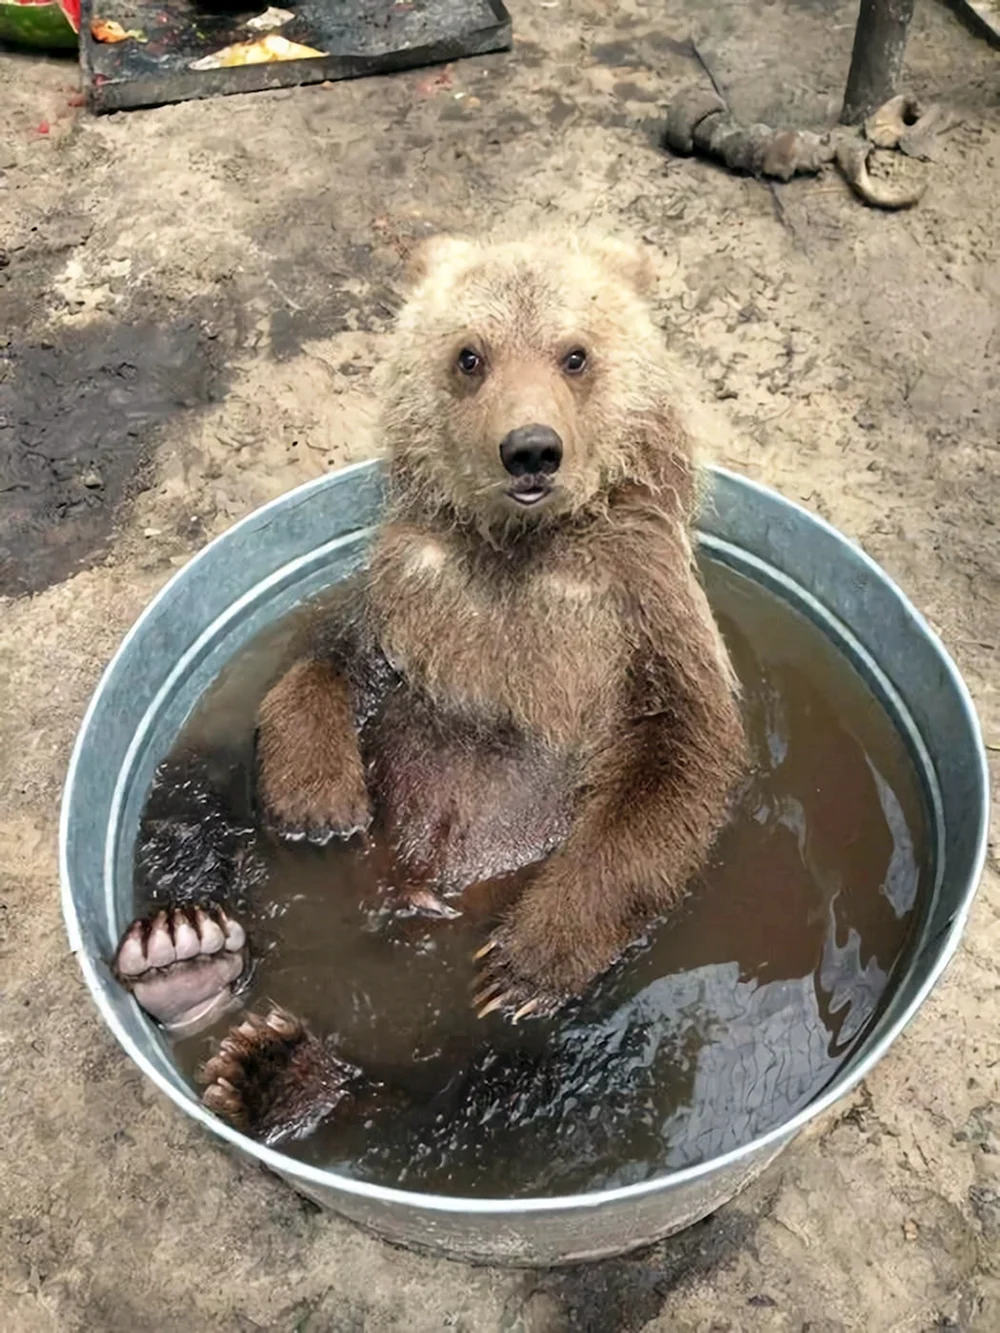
133, 556, 927, 1196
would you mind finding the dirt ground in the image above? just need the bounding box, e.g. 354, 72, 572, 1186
1, 0, 998, 1328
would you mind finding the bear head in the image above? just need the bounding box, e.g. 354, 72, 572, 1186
381, 232, 693, 538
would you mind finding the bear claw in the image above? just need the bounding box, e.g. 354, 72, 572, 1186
267, 809, 371, 848
471, 930, 564, 1023
199, 1006, 361, 1146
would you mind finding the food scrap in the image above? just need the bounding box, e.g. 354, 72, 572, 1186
190, 34, 325, 70
90, 17, 145, 42
245, 6, 294, 32
416, 67, 454, 96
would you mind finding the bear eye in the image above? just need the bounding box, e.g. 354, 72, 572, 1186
457, 347, 483, 376
562, 347, 588, 375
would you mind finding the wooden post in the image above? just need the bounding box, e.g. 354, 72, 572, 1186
840, 0, 918, 125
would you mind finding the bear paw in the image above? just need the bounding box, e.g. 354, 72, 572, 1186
471, 929, 567, 1023
258, 762, 372, 847
256, 659, 373, 846
199, 1008, 360, 1146
113, 905, 247, 1037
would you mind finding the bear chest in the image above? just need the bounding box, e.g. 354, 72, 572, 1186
372, 562, 627, 750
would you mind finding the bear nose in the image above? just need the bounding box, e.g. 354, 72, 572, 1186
499, 424, 563, 477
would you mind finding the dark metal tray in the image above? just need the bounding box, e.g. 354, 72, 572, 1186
80, 0, 511, 113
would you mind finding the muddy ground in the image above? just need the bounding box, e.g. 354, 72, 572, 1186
1, 0, 998, 1329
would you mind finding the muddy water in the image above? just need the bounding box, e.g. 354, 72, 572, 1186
140, 559, 931, 1198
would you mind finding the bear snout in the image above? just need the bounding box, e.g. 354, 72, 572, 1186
499, 424, 563, 507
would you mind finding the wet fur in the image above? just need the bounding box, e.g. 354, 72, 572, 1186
257, 231, 747, 1007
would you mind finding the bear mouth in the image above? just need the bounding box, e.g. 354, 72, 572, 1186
507, 483, 552, 508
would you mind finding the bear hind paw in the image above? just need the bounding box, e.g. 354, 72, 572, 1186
199, 1007, 360, 1146
113, 904, 247, 1037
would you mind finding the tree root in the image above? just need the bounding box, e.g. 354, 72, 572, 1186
663, 89, 943, 210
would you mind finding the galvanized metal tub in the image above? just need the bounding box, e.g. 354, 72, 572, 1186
60, 461, 989, 1267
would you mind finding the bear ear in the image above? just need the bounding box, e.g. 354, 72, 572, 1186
586, 235, 656, 296
403, 234, 477, 288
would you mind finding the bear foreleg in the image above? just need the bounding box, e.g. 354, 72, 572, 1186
474, 614, 745, 1020
256, 657, 372, 844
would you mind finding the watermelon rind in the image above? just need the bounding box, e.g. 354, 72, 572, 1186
0, 0, 79, 49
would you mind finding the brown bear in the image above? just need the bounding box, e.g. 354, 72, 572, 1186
112, 231, 747, 1145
